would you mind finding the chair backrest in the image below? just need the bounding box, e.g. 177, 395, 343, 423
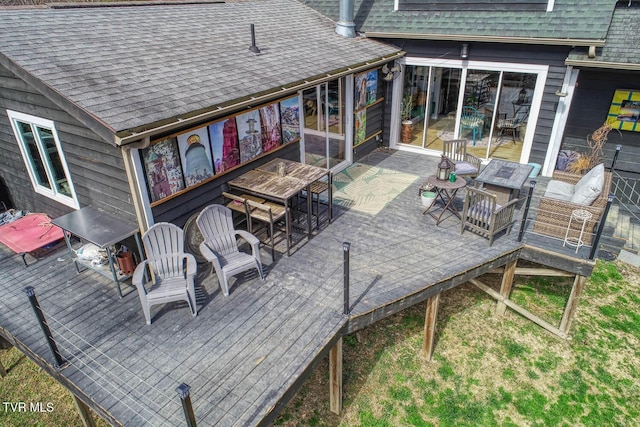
196, 205, 239, 257
442, 139, 468, 163
461, 106, 483, 122
142, 222, 186, 279
464, 187, 498, 220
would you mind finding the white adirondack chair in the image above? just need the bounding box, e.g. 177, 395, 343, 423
133, 222, 197, 325
196, 204, 264, 296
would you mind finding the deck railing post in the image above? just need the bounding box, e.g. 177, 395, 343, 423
610, 144, 621, 172
24, 286, 66, 369
176, 383, 197, 427
589, 194, 615, 260
343, 242, 350, 315
518, 180, 536, 242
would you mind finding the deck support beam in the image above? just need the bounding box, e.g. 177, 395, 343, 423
422, 293, 440, 361
71, 395, 97, 427
329, 337, 343, 415
0, 336, 13, 377
496, 260, 517, 315
559, 275, 587, 334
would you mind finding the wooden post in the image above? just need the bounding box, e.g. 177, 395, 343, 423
71, 394, 97, 427
496, 260, 517, 316
0, 336, 11, 377
559, 274, 587, 334
329, 338, 343, 415
422, 293, 440, 361
0, 359, 6, 378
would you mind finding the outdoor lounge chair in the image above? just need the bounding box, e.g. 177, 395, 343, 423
133, 222, 197, 325
461, 187, 519, 246
442, 139, 481, 179
196, 204, 264, 297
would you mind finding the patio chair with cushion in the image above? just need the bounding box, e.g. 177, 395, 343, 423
133, 222, 197, 325
532, 164, 612, 245
460, 106, 484, 146
442, 139, 481, 179
196, 204, 264, 297
461, 187, 519, 246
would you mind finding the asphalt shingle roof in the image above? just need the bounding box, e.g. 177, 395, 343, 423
302, 0, 616, 42
0, 0, 401, 137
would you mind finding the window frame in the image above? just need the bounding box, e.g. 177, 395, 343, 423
6, 110, 79, 209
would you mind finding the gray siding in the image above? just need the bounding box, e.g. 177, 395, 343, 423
0, 64, 135, 221
563, 69, 640, 174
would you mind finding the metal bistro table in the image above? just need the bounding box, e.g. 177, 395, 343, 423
52, 206, 144, 298
421, 175, 467, 225
474, 159, 533, 205
229, 158, 330, 255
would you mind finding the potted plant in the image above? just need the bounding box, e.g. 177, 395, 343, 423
401, 95, 414, 143
567, 122, 615, 174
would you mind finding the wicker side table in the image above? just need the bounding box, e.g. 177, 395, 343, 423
563, 209, 593, 253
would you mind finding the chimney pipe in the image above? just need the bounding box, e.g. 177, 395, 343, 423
249, 23, 260, 54
336, 0, 355, 38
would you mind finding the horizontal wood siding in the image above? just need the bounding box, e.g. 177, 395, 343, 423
378, 40, 569, 166
0, 64, 135, 221
150, 142, 301, 227
563, 69, 640, 173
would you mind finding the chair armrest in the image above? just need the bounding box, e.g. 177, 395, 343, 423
551, 170, 582, 185
132, 260, 150, 291
184, 253, 197, 277
464, 153, 482, 170
236, 229, 260, 246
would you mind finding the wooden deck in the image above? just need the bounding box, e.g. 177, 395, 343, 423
0, 149, 600, 426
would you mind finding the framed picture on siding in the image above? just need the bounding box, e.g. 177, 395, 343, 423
142, 137, 185, 203
280, 96, 300, 144
177, 126, 215, 188
354, 109, 366, 146
209, 118, 240, 174
607, 89, 640, 132
259, 103, 282, 153
236, 109, 263, 162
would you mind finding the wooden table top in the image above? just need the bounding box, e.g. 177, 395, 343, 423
426, 174, 466, 190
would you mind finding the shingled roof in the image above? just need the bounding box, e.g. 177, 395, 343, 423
302, 0, 616, 44
0, 0, 402, 144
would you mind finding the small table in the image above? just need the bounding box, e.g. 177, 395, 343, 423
52, 206, 144, 298
421, 175, 466, 225
563, 209, 593, 253
474, 159, 533, 205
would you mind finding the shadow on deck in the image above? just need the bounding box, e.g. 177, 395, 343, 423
0, 149, 606, 426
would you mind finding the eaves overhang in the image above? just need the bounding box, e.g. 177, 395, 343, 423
115, 50, 405, 146
364, 31, 606, 47
565, 59, 640, 71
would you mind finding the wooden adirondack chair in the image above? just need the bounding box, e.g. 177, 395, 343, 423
133, 222, 197, 325
196, 204, 264, 297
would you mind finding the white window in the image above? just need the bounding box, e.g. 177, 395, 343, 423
7, 110, 79, 209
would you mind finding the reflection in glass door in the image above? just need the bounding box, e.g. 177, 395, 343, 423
302, 78, 346, 169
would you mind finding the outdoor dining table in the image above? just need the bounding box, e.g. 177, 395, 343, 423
228, 158, 330, 255
421, 174, 467, 225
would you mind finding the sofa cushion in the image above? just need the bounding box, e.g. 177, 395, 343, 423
544, 180, 575, 201
570, 163, 604, 205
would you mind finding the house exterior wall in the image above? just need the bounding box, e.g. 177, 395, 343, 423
562, 69, 640, 174
0, 64, 135, 221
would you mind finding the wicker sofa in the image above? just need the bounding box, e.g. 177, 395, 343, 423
532, 166, 612, 245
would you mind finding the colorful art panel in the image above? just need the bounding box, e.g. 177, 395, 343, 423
280, 96, 300, 144
177, 126, 214, 188
142, 137, 185, 203
209, 118, 240, 174
236, 110, 263, 162
259, 103, 282, 153
607, 89, 640, 132
354, 109, 366, 146
355, 70, 379, 111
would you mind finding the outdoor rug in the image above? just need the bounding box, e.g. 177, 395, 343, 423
331, 163, 419, 215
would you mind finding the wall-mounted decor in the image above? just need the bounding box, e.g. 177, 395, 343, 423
259, 103, 282, 152
142, 137, 185, 202
354, 110, 366, 146
607, 89, 640, 132
355, 70, 379, 111
236, 109, 263, 162
177, 127, 214, 187
209, 118, 240, 174
280, 96, 300, 144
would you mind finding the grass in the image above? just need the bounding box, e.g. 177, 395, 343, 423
275, 259, 640, 426
2, 260, 638, 426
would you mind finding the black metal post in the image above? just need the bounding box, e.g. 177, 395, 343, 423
343, 242, 351, 315
589, 194, 615, 260
24, 286, 66, 368
176, 383, 197, 427
610, 144, 621, 172
518, 180, 536, 242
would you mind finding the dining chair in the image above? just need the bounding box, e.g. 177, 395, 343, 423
132, 222, 197, 325
460, 187, 519, 246
442, 139, 481, 179
222, 191, 264, 227
308, 171, 333, 229
196, 204, 264, 297
460, 106, 484, 146
246, 199, 290, 261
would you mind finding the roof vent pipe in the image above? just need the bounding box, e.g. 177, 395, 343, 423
249, 23, 260, 54
336, 0, 356, 38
